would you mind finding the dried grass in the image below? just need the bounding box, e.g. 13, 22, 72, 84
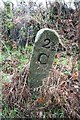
2, 53, 80, 118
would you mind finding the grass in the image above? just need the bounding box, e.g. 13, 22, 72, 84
2, 102, 65, 118
1, 45, 33, 118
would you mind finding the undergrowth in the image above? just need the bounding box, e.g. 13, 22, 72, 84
1, 40, 79, 119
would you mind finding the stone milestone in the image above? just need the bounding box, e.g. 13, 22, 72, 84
28, 28, 60, 89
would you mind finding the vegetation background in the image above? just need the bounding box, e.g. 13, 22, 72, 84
0, 0, 80, 119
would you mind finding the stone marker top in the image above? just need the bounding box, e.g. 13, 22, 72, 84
35, 28, 60, 43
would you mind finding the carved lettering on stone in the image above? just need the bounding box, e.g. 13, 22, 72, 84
28, 28, 60, 89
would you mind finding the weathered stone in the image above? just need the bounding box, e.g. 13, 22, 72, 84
28, 28, 60, 89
